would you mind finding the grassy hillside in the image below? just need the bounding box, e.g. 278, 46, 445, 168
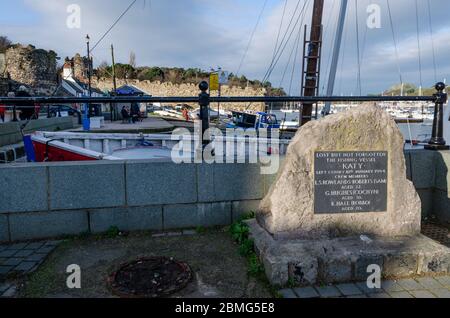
382, 83, 438, 96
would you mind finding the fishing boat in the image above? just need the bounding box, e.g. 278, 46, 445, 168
189, 108, 221, 120
28, 131, 290, 162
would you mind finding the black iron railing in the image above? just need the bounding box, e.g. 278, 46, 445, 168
0, 81, 448, 150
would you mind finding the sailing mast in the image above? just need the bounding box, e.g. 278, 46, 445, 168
300, 0, 324, 126
323, 0, 348, 116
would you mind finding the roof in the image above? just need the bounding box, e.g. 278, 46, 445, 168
55, 85, 76, 97
64, 80, 84, 94
115, 85, 148, 96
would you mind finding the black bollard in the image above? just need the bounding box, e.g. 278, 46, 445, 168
198, 81, 210, 149
425, 82, 449, 150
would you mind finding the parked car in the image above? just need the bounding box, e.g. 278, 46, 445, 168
41, 105, 81, 118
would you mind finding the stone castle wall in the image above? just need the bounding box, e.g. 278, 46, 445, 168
93, 78, 267, 112
0, 78, 8, 96
0, 53, 5, 77
5, 45, 58, 86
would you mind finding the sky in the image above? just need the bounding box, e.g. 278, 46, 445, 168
1, 0, 449, 95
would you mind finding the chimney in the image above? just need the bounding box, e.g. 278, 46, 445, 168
62, 57, 74, 79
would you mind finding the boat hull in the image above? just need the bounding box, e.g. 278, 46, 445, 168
33, 140, 97, 162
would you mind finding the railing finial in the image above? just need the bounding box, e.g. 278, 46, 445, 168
199, 81, 209, 93
425, 82, 449, 151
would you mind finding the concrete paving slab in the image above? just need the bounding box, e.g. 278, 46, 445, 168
435, 276, 450, 287
389, 291, 414, 298
397, 278, 425, 291
410, 290, 437, 298
13, 250, 34, 258
279, 289, 297, 299
381, 280, 405, 292
416, 277, 444, 290
369, 293, 392, 298
6, 243, 27, 250
1, 285, 17, 298
355, 282, 383, 295
2, 258, 22, 266
0, 266, 13, 275
430, 289, 450, 298
315, 286, 342, 298
24, 242, 45, 250
0, 250, 17, 258
293, 286, 320, 298
0, 283, 11, 293
335, 283, 364, 296
14, 262, 37, 272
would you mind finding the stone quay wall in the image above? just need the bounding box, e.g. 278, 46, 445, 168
93, 78, 267, 112
0, 149, 449, 243
0, 117, 76, 147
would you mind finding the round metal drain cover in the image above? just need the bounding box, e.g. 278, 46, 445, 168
109, 257, 192, 298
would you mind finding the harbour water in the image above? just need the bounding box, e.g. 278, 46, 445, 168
272, 111, 434, 143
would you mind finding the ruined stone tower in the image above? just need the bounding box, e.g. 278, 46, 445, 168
62, 53, 89, 83
5, 44, 58, 86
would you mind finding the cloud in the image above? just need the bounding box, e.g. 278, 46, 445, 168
1, 0, 449, 95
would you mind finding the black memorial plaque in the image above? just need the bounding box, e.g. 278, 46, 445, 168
314, 151, 388, 214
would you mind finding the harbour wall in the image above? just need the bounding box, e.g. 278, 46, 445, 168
0, 117, 76, 147
0, 149, 449, 243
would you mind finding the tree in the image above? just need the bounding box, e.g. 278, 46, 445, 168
385, 83, 418, 96
0, 36, 12, 53
115, 63, 135, 79
95, 61, 110, 78
129, 51, 136, 68
137, 67, 164, 81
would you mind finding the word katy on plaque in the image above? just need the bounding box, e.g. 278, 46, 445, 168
314, 151, 388, 214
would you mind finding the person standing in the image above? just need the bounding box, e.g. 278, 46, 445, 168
7, 91, 17, 122
131, 102, 140, 124
16, 86, 34, 121
121, 106, 131, 124
34, 103, 41, 120
0, 102, 5, 123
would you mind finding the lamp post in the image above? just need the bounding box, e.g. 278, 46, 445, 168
83, 34, 91, 131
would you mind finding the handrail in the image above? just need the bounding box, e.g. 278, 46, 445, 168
1, 81, 448, 150
0, 95, 438, 105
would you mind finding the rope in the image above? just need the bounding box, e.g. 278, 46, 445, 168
91, 0, 139, 52
235, 0, 269, 77
271, 0, 289, 66
337, 9, 349, 96
386, 0, 403, 87
287, 22, 303, 95
243, 0, 308, 111
321, 0, 338, 95
355, 0, 362, 95
263, 0, 304, 82
357, 0, 369, 94
278, 36, 297, 89
358, 0, 369, 62
415, 0, 423, 95
262, 0, 309, 84
426, 0, 438, 82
